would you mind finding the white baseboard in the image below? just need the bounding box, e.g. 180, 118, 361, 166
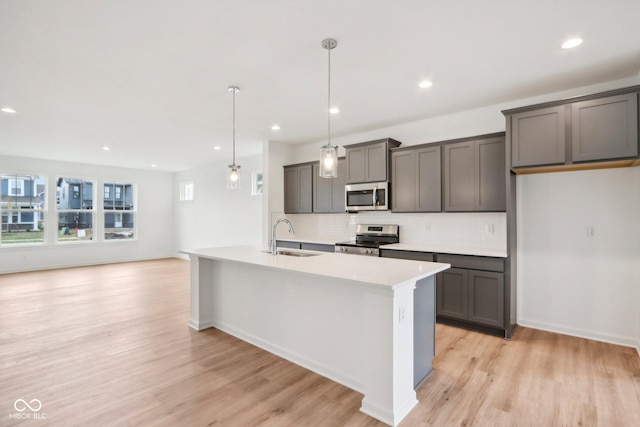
518, 318, 638, 350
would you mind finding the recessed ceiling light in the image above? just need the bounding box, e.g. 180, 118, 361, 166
562, 38, 583, 49
213, 146, 221, 151
151, 164, 157, 168
102, 146, 110, 151
1, 107, 17, 114
329, 107, 340, 114
271, 124, 281, 131
419, 80, 433, 89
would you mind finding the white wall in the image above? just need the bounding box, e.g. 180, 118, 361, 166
517, 167, 640, 348
272, 76, 640, 350
0, 155, 174, 273
174, 154, 263, 257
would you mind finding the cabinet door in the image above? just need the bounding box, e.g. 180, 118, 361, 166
284, 167, 299, 213
366, 142, 388, 182
416, 146, 442, 212
468, 270, 504, 328
511, 105, 566, 167
285, 165, 313, 214
330, 159, 346, 212
476, 137, 505, 211
443, 141, 475, 211
314, 160, 346, 213
391, 150, 416, 211
346, 146, 366, 183
436, 268, 468, 320
571, 93, 639, 162
313, 163, 332, 213
297, 165, 313, 213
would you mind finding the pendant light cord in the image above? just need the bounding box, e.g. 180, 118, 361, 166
327, 43, 331, 146
232, 88, 236, 165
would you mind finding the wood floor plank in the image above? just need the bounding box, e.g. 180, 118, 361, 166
1, 258, 639, 426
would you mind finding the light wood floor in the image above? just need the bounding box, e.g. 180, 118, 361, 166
1, 259, 639, 426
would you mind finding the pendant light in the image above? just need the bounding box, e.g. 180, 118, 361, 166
227, 86, 241, 189
319, 38, 338, 178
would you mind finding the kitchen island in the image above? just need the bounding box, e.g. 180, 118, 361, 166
182, 245, 450, 426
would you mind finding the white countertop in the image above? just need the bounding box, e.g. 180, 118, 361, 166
382, 243, 508, 258
277, 238, 507, 258
182, 245, 450, 289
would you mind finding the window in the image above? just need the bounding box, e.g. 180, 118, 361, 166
180, 181, 194, 201
1, 173, 46, 245
56, 178, 94, 242
251, 171, 263, 196
104, 181, 135, 240
8, 179, 24, 196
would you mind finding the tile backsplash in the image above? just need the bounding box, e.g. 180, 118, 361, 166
280, 211, 507, 253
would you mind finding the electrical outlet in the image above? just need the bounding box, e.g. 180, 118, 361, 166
485, 224, 495, 234
587, 226, 596, 237
424, 223, 431, 232
399, 306, 406, 323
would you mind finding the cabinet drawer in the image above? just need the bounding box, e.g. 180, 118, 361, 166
436, 254, 504, 272
300, 242, 335, 253
380, 249, 434, 262
276, 240, 301, 250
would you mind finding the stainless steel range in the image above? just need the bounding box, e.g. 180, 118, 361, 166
334, 224, 399, 256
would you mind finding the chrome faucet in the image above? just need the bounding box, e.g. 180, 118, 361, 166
270, 218, 295, 254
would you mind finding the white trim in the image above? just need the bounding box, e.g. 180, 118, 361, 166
518, 317, 639, 350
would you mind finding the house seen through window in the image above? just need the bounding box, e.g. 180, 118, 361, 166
1, 174, 46, 245
104, 181, 136, 240
56, 177, 94, 242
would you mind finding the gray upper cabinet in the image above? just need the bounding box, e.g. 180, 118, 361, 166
345, 138, 401, 184
511, 105, 566, 167
313, 158, 346, 213
444, 141, 475, 211
571, 93, 638, 162
504, 86, 640, 171
444, 136, 505, 212
392, 145, 441, 212
477, 137, 506, 211
284, 163, 313, 214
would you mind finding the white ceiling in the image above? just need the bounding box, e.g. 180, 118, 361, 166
1, 0, 639, 172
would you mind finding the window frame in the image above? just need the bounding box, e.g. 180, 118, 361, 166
0, 173, 47, 247
103, 180, 137, 242
56, 177, 96, 244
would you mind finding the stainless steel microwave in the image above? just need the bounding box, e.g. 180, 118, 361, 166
345, 182, 389, 211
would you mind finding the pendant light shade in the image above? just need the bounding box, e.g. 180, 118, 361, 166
227, 86, 241, 189
319, 38, 338, 178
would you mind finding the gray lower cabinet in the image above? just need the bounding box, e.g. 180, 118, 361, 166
313, 158, 346, 213
443, 136, 505, 212
391, 146, 441, 212
276, 240, 301, 250
276, 241, 335, 253
436, 254, 505, 329
380, 249, 434, 261
382, 249, 509, 335
284, 163, 313, 214
300, 242, 334, 252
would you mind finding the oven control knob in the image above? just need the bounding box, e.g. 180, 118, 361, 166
366, 249, 372, 254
